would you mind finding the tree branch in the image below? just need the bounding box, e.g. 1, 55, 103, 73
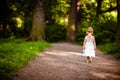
100, 6, 117, 14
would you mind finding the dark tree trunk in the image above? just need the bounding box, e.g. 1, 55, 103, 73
30, 0, 45, 41
66, 0, 78, 42
96, 0, 103, 20
116, 0, 120, 42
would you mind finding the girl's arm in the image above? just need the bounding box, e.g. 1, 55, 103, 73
93, 36, 96, 50
83, 36, 86, 50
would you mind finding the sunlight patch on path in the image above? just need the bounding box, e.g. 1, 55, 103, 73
45, 51, 83, 56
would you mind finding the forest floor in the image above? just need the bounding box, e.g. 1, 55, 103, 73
13, 43, 120, 80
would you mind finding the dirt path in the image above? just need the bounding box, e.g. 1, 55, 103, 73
13, 43, 120, 80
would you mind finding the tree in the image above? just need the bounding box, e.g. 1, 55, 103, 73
0, 0, 12, 38
116, 0, 120, 42
96, 0, 103, 17
66, 0, 78, 42
30, 0, 45, 41
96, 0, 117, 20
95, 0, 120, 42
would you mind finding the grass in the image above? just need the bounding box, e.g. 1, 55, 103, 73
0, 39, 51, 80
98, 42, 120, 59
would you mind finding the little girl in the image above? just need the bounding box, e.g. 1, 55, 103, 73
83, 27, 96, 63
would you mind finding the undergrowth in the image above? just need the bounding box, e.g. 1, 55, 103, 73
98, 43, 120, 59
0, 39, 51, 80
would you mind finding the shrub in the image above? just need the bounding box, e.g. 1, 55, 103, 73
45, 24, 66, 42
98, 43, 120, 59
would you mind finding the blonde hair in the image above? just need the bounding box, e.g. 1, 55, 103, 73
86, 27, 93, 34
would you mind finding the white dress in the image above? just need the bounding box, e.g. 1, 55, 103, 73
83, 36, 95, 57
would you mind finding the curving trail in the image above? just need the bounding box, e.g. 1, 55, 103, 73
13, 43, 120, 80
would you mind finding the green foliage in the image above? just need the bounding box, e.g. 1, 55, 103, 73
94, 14, 116, 44
98, 43, 120, 59
44, 0, 70, 26
77, 11, 117, 44
102, 0, 116, 11
45, 24, 66, 42
76, 0, 117, 44
0, 39, 51, 80
0, 0, 118, 44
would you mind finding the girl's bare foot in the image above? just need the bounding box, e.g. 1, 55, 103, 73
89, 57, 92, 63
89, 60, 92, 63
86, 60, 89, 63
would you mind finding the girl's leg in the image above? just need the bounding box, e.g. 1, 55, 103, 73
89, 56, 92, 63
86, 56, 92, 63
86, 56, 89, 62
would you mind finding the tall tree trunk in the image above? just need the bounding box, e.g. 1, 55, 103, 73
96, 0, 103, 21
66, 0, 78, 42
30, 0, 45, 41
116, 0, 120, 42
